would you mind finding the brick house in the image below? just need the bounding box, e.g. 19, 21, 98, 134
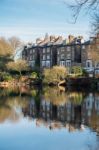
81, 33, 99, 75
22, 34, 99, 76
22, 44, 40, 69
57, 43, 82, 69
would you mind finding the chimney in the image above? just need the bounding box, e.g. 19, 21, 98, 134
68, 35, 75, 43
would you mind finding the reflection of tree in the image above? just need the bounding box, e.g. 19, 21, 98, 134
42, 87, 69, 106
0, 86, 38, 97
42, 87, 86, 106
0, 96, 29, 123
1, 86, 99, 136
68, 92, 86, 105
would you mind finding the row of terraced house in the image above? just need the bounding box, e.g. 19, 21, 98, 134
22, 33, 99, 74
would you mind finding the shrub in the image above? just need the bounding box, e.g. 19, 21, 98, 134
3, 75, 13, 81
43, 66, 67, 84
30, 72, 38, 79
0, 72, 13, 81
70, 66, 83, 77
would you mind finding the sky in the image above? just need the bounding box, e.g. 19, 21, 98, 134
0, 0, 90, 43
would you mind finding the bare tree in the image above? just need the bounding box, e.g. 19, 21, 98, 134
91, 12, 99, 33
67, 0, 99, 22
8, 36, 22, 52
66, 0, 99, 34
0, 37, 13, 56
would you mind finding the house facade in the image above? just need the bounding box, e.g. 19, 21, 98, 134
81, 33, 99, 75
22, 45, 40, 69
22, 34, 99, 75
57, 44, 82, 68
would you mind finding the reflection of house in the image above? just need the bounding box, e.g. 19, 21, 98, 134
21, 92, 99, 133
40, 98, 52, 120
22, 98, 36, 118
95, 94, 99, 115
82, 93, 94, 124
57, 102, 75, 122
82, 93, 99, 128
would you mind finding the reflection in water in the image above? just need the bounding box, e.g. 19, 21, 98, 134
0, 86, 99, 150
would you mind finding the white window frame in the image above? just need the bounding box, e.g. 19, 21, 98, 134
29, 61, 35, 67
61, 54, 65, 60
66, 60, 71, 67
67, 47, 71, 52
47, 48, 50, 53
47, 55, 50, 60
42, 61, 46, 67
67, 53, 71, 59
43, 55, 46, 60
60, 61, 65, 66
61, 47, 65, 52
30, 49, 33, 54
46, 60, 50, 67
86, 60, 92, 68
82, 45, 85, 49
29, 55, 33, 61
43, 48, 46, 53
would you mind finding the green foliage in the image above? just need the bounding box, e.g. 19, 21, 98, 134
30, 72, 38, 79
43, 66, 67, 84
70, 66, 83, 77
6, 60, 29, 76
82, 69, 88, 77
0, 72, 13, 81
3, 75, 13, 81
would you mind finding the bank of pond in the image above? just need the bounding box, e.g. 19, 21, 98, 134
0, 76, 99, 90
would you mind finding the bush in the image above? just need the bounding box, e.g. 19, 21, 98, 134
0, 72, 13, 81
30, 72, 38, 79
70, 66, 83, 77
43, 66, 67, 84
3, 75, 13, 81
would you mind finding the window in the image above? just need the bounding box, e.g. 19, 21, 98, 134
30, 49, 32, 54
67, 53, 71, 59
95, 62, 99, 68
46, 61, 50, 67
57, 49, 60, 55
66, 60, 71, 67
42, 61, 46, 67
61, 47, 64, 52
61, 54, 65, 60
43, 55, 46, 60
47, 55, 50, 59
82, 45, 85, 49
60, 61, 65, 66
29, 61, 35, 67
67, 47, 71, 52
95, 70, 99, 74
29, 56, 32, 60
32, 55, 35, 60
86, 60, 92, 68
43, 48, 46, 53
33, 49, 35, 53
47, 48, 50, 53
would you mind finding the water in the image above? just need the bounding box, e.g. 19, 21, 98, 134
0, 86, 99, 150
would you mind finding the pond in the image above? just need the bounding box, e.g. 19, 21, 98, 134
0, 86, 99, 150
